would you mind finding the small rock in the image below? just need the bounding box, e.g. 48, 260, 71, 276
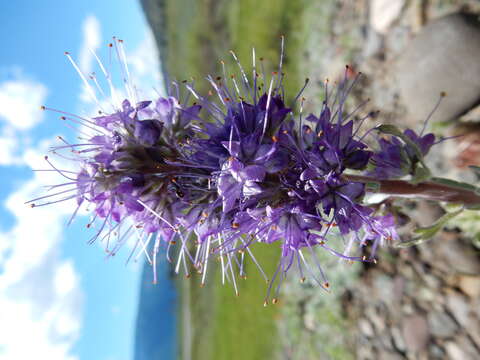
433, 233, 480, 275
445, 342, 465, 360
417, 287, 436, 304
393, 276, 405, 301
427, 311, 458, 338
376, 349, 404, 360
379, 333, 394, 350
421, 273, 441, 292
459, 104, 480, 123
429, 344, 445, 359
402, 314, 429, 353
363, 28, 384, 58
359, 318, 375, 338
473, 298, 480, 319
401, 301, 414, 315
385, 24, 411, 56
366, 305, 386, 332
445, 336, 479, 360
399, 265, 415, 279
391, 326, 406, 352
357, 345, 374, 360
466, 315, 480, 349
414, 201, 445, 227
370, 0, 405, 34
396, 13, 480, 123
373, 274, 395, 303
458, 275, 480, 298
303, 311, 316, 332
445, 291, 471, 327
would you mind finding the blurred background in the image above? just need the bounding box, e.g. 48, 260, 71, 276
1, 0, 480, 359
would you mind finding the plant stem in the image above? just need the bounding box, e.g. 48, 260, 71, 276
344, 174, 480, 207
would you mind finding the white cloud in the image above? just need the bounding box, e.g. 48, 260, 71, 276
79, 15, 102, 75
0, 132, 21, 166
0, 140, 83, 360
0, 68, 47, 166
78, 15, 102, 103
126, 30, 165, 99
0, 73, 48, 131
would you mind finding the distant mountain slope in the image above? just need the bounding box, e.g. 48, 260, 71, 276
140, 0, 169, 83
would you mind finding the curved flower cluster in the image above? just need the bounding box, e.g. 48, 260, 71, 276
33, 39, 436, 300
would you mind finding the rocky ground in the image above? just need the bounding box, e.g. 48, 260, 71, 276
281, 1, 480, 359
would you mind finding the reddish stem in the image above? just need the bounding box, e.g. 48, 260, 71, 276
344, 174, 480, 207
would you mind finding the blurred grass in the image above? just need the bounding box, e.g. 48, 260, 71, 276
209, 243, 281, 360
164, 0, 311, 103
178, 243, 281, 360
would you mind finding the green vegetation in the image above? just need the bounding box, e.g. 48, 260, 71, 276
164, 0, 312, 103
176, 242, 281, 360
209, 243, 281, 360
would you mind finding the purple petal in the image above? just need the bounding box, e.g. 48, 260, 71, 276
300, 167, 319, 181
156, 97, 173, 115
243, 180, 262, 196
226, 158, 244, 181
124, 196, 144, 212
418, 133, 435, 155
136, 100, 152, 110
253, 144, 277, 162
338, 182, 364, 199
221, 141, 241, 157
310, 179, 328, 196
217, 174, 242, 212
240, 165, 266, 182
134, 119, 163, 145
122, 99, 133, 113
264, 151, 289, 173
339, 121, 353, 149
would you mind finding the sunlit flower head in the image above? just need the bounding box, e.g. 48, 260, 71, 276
31, 37, 457, 301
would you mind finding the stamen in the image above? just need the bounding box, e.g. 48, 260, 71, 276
65, 52, 103, 110
420, 91, 446, 136
201, 236, 212, 286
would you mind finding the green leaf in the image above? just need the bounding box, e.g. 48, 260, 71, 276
411, 164, 431, 185
431, 177, 478, 192
365, 182, 380, 192
473, 233, 480, 249
375, 124, 402, 135
394, 208, 463, 248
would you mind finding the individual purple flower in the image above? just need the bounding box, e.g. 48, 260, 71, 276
304, 110, 372, 173
360, 214, 399, 259
370, 128, 436, 179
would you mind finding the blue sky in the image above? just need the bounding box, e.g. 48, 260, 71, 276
0, 2, 164, 360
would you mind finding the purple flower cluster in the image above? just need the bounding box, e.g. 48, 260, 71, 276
33, 39, 435, 300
